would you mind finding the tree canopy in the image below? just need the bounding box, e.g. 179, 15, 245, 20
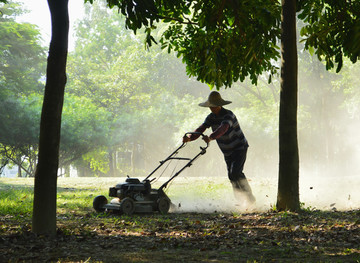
298, 0, 360, 72
85, 0, 281, 87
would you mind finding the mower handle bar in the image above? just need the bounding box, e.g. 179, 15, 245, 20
183, 132, 209, 148
159, 132, 209, 190
143, 132, 209, 183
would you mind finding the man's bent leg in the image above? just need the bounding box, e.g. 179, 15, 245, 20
236, 178, 256, 204
226, 148, 256, 204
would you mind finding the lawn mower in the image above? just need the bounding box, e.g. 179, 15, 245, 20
93, 132, 208, 215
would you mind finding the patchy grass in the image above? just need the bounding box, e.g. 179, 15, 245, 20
0, 181, 34, 216
0, 177, 360, 262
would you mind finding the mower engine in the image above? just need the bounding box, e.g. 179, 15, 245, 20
93, 177, 172, 215
109, 178, 151, 200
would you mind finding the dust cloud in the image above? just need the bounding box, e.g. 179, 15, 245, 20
299, 175, 360, 211
153, 135, 359, 213
145, 126, 360, 213
162, 174, 360, 214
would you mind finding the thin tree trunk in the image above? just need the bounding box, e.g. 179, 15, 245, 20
276, 0, 300, 211
131, 143, 136, 173
17, 158, 22, 178
32, 0, 69, 236
108, 148, 114, 177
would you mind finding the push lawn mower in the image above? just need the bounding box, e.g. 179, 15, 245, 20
93, 132, 208, 215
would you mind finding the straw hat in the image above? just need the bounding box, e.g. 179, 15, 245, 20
199, 91, 232, 107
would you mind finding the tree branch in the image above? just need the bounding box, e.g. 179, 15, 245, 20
157, 15, 198, 25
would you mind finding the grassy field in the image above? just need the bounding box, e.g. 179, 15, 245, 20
1, 177, 359, 262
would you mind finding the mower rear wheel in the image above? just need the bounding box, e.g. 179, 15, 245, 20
120, 197, 135, 215
93, 195, 108, 212
157, 197, 170, 214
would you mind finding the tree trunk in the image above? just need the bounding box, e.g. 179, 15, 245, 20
64, 165, 70, 177
131, 143, 136, 173
276, 0, 300, 211
32, 0, 69, 236
17, 158, 22, 178
108, 148, 115, 177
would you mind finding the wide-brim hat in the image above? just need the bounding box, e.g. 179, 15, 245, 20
199, 91, 232, 107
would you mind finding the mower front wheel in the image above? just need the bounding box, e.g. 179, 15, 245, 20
157, 197, 170, 214
120, 197, 135, 215
93, 195, 108, 212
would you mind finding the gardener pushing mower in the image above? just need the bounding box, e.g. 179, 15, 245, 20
183, 91, 256, 206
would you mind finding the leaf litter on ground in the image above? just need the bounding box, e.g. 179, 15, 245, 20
1, 210, 360, 262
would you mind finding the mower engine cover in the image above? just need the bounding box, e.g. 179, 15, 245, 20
109, 178, 151, 199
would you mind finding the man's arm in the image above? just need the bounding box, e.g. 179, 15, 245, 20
202, 122, 230, 143
209, 122, 229, 140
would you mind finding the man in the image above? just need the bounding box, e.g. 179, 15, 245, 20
183, 91, 256, 205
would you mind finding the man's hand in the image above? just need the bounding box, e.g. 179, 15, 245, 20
202, 135, 211, 144
183, 135, 191, 143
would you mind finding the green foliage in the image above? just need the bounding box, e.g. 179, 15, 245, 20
160, 1, 281, 87
67, 2, 210, 176
0, 1, 27, 20
332, 58, 360, 118
60, 94, 112, 167
82, 148, 110, 174
0, 1, 46, 177
97, 0, 282, 87
76, 0, 360, 179
0, 90, 42, 177
0, 86, 114, 176
0, 91, 41, 147
88, 0, 360, 86
0, 2, 46, 95
298, 0, 360, 72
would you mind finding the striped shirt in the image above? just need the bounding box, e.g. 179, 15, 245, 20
201, 107, 248, 156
